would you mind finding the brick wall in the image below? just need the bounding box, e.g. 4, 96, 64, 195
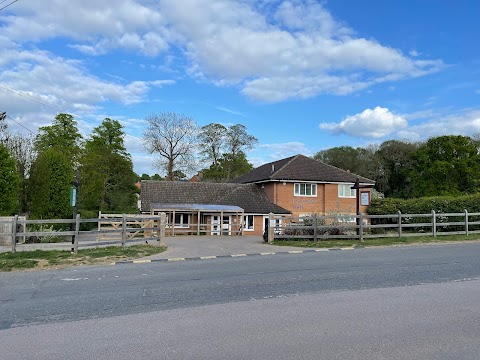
262, 182, 371, 217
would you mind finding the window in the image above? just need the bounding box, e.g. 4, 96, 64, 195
294, 183, 317, 196
174, 213, 189, 228
338, 184, 356, 198
243, 215, 254, 231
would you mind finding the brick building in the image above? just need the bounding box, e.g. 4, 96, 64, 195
140, 154, 374, 236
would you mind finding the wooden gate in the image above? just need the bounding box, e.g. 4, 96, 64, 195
98, 212, 158, 241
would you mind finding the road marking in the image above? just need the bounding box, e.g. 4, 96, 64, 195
168, 258, 186, 261
200, 256, 217, 259
260, 252, 276, 255
133, 260, 152, 264
315, 249, 330, 252
61, 278, 88, 281
231, 254, 247, 257
341, 247, 355, 250
288, 250, 304, 254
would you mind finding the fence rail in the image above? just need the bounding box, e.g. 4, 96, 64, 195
265, 210, 480, 243
0, 214, 170, 254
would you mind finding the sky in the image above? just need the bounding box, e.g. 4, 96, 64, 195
1, 0, 479, 176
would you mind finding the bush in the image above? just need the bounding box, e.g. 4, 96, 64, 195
368, 193, 480, 232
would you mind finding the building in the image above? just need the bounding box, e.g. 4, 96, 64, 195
232, 154, 375, 219
140, 154, 375, 236
140, 181, 290, 236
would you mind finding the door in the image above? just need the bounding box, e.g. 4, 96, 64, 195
222, 216, 231, 235
211, 215, 220, 235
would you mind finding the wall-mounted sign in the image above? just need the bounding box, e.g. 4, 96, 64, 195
361, 192, 370, 206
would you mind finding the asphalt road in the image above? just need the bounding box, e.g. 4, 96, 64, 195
1, 243, 480, 359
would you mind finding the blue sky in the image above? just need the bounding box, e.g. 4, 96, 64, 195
1, 0, 479, 176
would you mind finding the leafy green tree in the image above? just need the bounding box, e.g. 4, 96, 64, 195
409, 135, 480, 197
198, 123, 227, 169
0, 145, 20, 215
29, 148, 73, 219
313, 146, 367, 175
79, 118, 137, 212
201, 123, 257, 181
35, 113, 82, 165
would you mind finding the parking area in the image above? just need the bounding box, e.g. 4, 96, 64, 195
141, 235, 304, 260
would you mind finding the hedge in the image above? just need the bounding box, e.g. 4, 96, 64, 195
367, 193, 480, 215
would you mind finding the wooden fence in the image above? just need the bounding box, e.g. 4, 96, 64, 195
266, 210, 480, 243
0, 214, 165, 254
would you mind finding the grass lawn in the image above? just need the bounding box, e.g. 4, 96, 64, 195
272, 233, 480, 248
0, 245, 166, 272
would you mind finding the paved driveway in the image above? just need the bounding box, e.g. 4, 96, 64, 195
142, 235, 305, 260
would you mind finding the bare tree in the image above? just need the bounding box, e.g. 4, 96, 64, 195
143, 112, 198, 181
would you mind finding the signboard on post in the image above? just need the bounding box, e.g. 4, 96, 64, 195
70, 187, 77, 207
361, 192, 370, 206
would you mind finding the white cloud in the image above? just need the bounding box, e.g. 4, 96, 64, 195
320, 106, 408, 139
1, 0, 444, 103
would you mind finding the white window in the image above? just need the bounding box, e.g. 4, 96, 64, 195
338, 184, 356, 198
243, 215, 254, 231
174, 213, 189, 228
294, 183, 317, 196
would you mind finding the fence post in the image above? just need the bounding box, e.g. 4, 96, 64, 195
73, 214, 80, 255
121, 214, 127, 246
359, 213, 364, 242
432, 210, 436, 237
11, 215, 18, 253
465, 209, 469, 236
398, 211, 402, 237
313, 214, 317, 242
268, 212, 274, 244
158, 212, 166, 247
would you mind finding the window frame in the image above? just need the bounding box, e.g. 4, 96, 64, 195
294, 183, 317, 197
243, 214, 254, 231
173, 213, 189, 228
338, 184, 356, 198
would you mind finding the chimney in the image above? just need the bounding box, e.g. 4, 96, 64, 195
271, 164, 275, 173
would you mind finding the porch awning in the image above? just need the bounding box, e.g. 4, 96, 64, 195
150, 203, 244, 212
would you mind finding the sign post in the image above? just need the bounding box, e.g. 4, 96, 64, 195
351, 178, 374, 240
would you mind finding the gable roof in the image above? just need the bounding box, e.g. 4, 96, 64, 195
140, 181, 291, 214
232, 154, 375, 184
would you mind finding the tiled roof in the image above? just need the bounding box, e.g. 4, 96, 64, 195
140, 181, 291, 214
232, 154, 375, 184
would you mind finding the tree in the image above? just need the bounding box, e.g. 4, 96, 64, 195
0, 145, 20, 215
79, 118, 137, 212
143, 112, 198, 181
375, 140, 418, 198
313, 146, 367, 175
225, 124, 258, 159
198, 123, 227, 169
409, 135, 480, 197
200, 123, 257, 181
35, 113, 82, 165
29, 148, 73, 219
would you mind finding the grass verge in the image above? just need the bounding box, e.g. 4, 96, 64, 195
0, 245, 166, 272
272, 233, 480, 248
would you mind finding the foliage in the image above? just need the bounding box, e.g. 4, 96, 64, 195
29, 148, 74, 219
368, 193, 480, 215
0, 145, 20, 215
409, 135, 480, 197
143, 112, 198, 181
200, 123, 257, 181
35, 113, 82, 165
79, 118, 137, 213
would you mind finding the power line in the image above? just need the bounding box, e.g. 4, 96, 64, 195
5, 114, 36, 135
0, 83, 143, 140
0, 83, 64, 113
0, 0, 19, 11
